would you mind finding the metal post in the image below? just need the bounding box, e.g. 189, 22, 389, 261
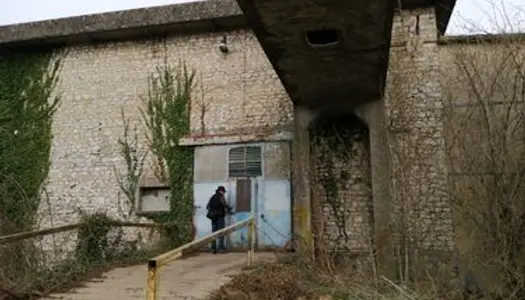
247, 217, 255, 266
251, 218, 256, 263
146, 260, 157, 300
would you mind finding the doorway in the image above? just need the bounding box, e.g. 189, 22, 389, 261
226, 145, 261, 248
226, 143, 292, 249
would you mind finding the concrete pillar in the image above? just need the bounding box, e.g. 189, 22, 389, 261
291, 105, 316, 254
386, 6, 455, 252
355, 100, 395, 277
358, 7, 455, 278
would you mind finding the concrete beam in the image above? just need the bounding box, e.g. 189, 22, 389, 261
179, 131, 293, 147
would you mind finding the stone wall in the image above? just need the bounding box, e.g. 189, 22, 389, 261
439, 39, 525, 199
439, 36, 525, 282
310, 115, 373, 253
13, 6, 517, 257
355, 7, 456, 273
439, 38, 525, 173
386, 7, 455, 252
40, 29, 291, 233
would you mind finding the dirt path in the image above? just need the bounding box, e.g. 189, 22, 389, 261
43, 252, 276, 300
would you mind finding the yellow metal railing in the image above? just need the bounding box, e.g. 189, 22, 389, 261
146, 215, 256, 300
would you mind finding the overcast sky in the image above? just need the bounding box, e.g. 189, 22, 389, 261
0, 0, 525, 35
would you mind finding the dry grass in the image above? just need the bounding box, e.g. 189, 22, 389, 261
209, 252, 464, 300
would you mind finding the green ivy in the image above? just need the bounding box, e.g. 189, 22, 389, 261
141, 61, 195, 247
0, 48, 62, 233
115, 108, 147, 216
311, 115, 369, 247
75, 212, 113, 264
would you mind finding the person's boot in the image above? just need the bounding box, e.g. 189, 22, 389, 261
218, 239, 227, 253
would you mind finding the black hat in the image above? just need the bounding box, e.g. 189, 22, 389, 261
217, 186, 226, 193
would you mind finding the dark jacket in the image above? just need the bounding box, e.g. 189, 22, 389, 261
206, 192, 230, 218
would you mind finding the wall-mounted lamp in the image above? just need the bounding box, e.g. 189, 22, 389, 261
218, 35, 229, 53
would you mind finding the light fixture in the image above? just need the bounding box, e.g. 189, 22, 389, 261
218, 35, 229, 53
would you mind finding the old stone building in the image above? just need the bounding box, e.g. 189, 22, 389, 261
0, 0, 296, 250
0, 0, 517, 264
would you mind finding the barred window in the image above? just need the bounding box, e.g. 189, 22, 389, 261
228, 146, 262, 177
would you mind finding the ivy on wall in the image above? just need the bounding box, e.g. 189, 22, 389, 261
115, 108, 148, 217
141, 61, 195, 246
0, 49, 63, 233
310, 115, 370, 248
75, 211, 113, 264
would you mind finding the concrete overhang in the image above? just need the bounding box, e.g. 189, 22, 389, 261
179, 131, 293, 146
0, 0, 456, 115
234, 0, 456, 114
0, 0, 245, 48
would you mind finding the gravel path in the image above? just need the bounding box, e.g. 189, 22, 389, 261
42, 252, 276, 300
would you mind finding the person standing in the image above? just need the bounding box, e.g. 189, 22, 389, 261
206, 186, 232, 254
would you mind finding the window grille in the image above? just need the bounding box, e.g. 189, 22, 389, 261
228, 146, 262, 177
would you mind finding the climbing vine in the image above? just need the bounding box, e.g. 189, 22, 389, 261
311, 115, 369, 249
141, 61, 195, 246
75, 212, 113, 264
0, 48, 63, 233
115, 108, 148, 217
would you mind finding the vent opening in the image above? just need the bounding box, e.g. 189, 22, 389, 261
228, 146, 262, 178
305, 29, 340, 47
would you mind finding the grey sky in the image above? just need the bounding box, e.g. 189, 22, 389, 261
0, 0, 525, 35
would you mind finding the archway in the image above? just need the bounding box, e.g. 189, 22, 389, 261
309, 114, 373, 259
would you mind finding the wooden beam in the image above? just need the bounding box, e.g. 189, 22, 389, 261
107, 221, 177, 228
0, 221, 175, 244
0, 223, 82, 244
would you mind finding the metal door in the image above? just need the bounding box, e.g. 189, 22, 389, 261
256, 179, 292, 248
227, 176, 291, 249
227, 177, 258, 248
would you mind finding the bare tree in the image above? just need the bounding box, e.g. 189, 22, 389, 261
441, 32, 525, 299
450, 0, 525, 34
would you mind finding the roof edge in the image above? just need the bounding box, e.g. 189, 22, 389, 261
439, 32, 525, 44
0, 0, 244, 47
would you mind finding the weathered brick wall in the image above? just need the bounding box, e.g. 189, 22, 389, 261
439, 39, 525, 173
311, 116, 373, 253
384, 8, 455, 252
439, 40, 525, 199
40, 24, 372, 253
32, 9, 507, 256
40, 29, 291, 233
439, 37, 525, 282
